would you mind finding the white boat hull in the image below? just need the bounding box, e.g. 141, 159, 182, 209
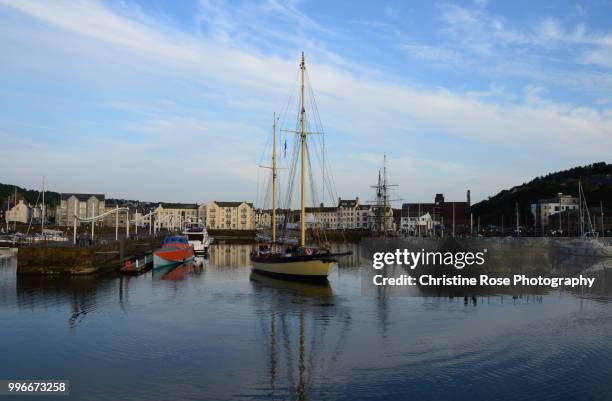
251, 258, 336, 278
188, 240, 208, 254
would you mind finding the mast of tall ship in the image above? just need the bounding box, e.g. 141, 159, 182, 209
383, 155, 388, 235
41, 176, 45, 234
300, 52, 306, 247
13, 186, 17, 231
272, 112, 277, 244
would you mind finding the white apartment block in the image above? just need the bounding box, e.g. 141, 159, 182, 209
532, 193, 579, 229
154, 203, 198, 230
203, 201, 254, 230
57, 194, 105, 226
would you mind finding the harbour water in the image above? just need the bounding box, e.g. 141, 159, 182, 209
1, 242, 611, 400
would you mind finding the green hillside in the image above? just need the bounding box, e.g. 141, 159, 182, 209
0, 183, 160, 212
471, 162, 612, 226
0, 183, 60, 210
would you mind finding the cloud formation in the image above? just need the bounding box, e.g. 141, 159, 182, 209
0, 0, 611, 205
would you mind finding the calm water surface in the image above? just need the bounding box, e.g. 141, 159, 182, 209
0, 243, 611, 401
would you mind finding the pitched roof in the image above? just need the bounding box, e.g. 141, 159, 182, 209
61, 193, 105, 201
260, 208, 292, 213
400, 210, 432, 218
159, 202, 198, 209
440, 202, 469, 214
537, 194, 577, 204
402, 203, 435, 213
305, 206, 337, 213
214, 201, 253, 208
338, 198, 358, 208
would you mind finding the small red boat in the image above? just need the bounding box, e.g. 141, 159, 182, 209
154, 236, 194, 269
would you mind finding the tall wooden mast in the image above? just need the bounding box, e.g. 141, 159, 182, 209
300, 52, 306, 247
272, 112, 277, 243
41, 176, 45, 234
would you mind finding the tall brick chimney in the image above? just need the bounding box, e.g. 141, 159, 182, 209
467, 190, 471, 207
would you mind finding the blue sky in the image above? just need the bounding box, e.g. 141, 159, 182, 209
1, 0, 612, 206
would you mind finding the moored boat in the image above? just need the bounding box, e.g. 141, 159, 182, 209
181, 222, 211, 255
558, 182, 612, 257
250, 53, 350, 280
154, 235, 195, 269
251, 249, 338, 279
31, 229, 69, 244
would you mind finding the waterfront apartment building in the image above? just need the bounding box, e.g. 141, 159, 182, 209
251, 196, 383, 231
337, 197, 360, 229
305, 204, 339, 229
356, 205, 373, 229
267, 197, 374, 230
6, 199, 31, 224
101, 205, 130, 228
304, 197, 373, 230
154, 203, 198, 230
531, 193, 579, 232
254, 209, 286, 229
57, 193, 105, 226
203, 201, 254, 230
255, 209, 270, 229
99, 201, 155, 228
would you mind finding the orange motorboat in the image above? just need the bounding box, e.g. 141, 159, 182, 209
153, 236, 194, 269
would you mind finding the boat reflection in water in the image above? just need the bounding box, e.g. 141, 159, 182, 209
250, 271, 333, 298
152, 259, 200, 281
159, 263, 193, 281
249, 272, 352, 401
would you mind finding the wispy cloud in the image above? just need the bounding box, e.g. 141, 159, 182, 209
0, 0, 611, 204
399, 43, 461, 63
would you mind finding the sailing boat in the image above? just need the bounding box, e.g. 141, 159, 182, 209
250, 53, 349, 279
560, 180, 612, 257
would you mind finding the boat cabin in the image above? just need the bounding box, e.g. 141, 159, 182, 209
184, 222, 205, 233
163, 236, 189, 245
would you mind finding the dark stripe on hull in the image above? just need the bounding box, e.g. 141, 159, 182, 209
250, 267, 330, 282
250, 255, 337, 264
